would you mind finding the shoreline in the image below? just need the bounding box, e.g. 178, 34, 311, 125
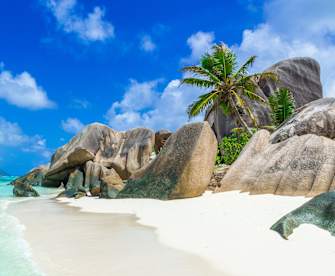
59, 191, 335, 276
8, 196, 225, 276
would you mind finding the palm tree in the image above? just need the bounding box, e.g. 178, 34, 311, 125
181, 44, 277, 135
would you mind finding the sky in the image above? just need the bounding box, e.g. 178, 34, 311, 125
0, 0, 335, 175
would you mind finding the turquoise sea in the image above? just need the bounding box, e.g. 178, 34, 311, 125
0, 176, 57, 276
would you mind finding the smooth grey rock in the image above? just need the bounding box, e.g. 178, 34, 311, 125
100, 171, 125, 199
271, 98, 335, 143
11, 165, 49, 187
217, 130, 335, 197
13, 182, 39, 197
43, 123, 155, 187
271, 192, 335, 239
118, 122, 217, 200
65, 169, 85, 198
259, 57, 323, 108
205, 57, 323, 142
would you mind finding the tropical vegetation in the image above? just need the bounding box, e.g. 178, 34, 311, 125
181, 43, 277, 135
269, 87, 296, 127
216, 128, 254, 165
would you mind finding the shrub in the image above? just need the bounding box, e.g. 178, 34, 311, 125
216, 129, 253, 165
269, 87, 295, 127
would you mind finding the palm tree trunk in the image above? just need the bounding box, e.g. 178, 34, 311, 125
230, 100, 253, 135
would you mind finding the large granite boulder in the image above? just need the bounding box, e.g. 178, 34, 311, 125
43, 123, 155, 187
259, 57, 323, 108
217, 130, 335, 197
64, 169, 85, 198
11, 165, 48, 187
271, 98, 335, 143
13, 181, 39, 197
100, 171, 125, 199
271, 192, 335, 239
84, 161, 124, 196
12, 165, 49, 197
206, 57, 323, 142
118, 122, 217, 200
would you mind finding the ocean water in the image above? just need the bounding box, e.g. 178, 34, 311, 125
0, 177, 58, 276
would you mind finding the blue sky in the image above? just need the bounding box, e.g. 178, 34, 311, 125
0, 0, 334, 175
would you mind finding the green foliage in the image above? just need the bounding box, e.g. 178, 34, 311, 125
181, 43, 277, 135
269, 88, 295, 127
216, 129, 253, 165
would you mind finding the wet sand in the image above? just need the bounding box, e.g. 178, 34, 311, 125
9, 198, 225, 276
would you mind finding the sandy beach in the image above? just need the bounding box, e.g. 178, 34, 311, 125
58, 191, 335, 276
9, 197, 224, 276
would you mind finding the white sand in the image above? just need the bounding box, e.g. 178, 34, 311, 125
59, 191, 335, 276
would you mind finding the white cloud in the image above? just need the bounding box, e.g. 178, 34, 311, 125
0, 69, 55, 110
45, 0, 114, 42
232, 0, 335, 96
182, 31, 215, 64
0, 117, 51, 158
140, 35, 156, 52
0, 117, 28, 146
70, 98, 91, 109
105, 78, 204, 131
106, 32, 213, 131
61, 117, 84, 134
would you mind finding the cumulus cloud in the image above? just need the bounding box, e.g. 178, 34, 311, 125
233, 0, 335, 96
0, 68, 55, 110
140, 35, 156, 52
0, 118, 28, 146
61, 117, 84, 134
106, 31, 213, 131
45, 0, 114, 42
182, 31, 215, 64
0, 117, 51, 158
105, 78, 204, 131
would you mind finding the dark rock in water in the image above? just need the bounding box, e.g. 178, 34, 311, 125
43, 123, 155, 187
259, 57, 323, 108
271, 192, 335, 239
11, 165, 48, 187
118, 122, 217, 200
271, 98, 335, 143
65, 169, 85, 198
154, 130, 172, 153
13, 181, 39, 197
100, 171, 125, 199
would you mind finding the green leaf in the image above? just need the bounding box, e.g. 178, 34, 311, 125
181, 78, 215, 88
269, 87, 296, 127
187, 91, 218, 117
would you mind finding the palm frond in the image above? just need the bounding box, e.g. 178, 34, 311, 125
187, 91, 218, 117
234, 55, 257, 77
181, 66, 220, 83
181, 78, 215, 88
243, 89, 266, 103
201, 54, 216, 71
269, 87, 295, 127
212, 44, 237, 78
